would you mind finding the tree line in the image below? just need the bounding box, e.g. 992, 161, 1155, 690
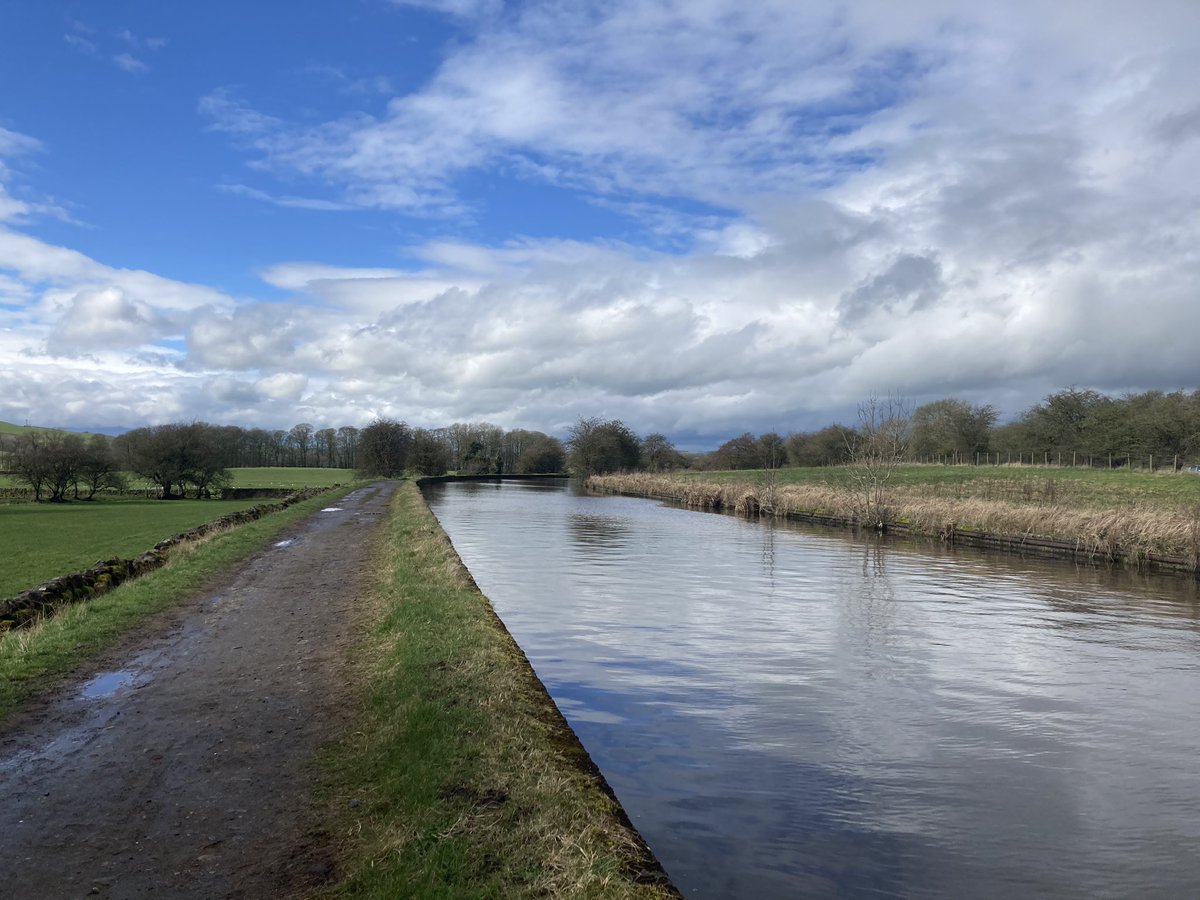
3, 386, 1198, 501
699, 388, 1200, 471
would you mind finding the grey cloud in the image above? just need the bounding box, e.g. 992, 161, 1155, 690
838, 254, 944, 324
1155, 106, 1200, 145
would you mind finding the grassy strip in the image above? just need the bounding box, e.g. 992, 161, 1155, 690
0, 497, 275, 598
592, 471, 1200, 569
0, 486, 355, 724
228, 467, 358, 488
315, 481, 677, 899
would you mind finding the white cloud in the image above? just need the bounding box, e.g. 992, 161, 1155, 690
389, 0, 505, 21
4, 2, 1200, 438
112, 53, 149, 74
218, 183, 354, 211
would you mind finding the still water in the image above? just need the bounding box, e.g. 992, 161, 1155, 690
422, 478, 1200, 899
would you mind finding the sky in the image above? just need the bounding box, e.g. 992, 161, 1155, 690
0, 0, 1197, 446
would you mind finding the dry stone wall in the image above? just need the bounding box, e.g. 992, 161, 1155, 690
0, 487, 332, 630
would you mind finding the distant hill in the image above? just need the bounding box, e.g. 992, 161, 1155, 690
0, 421, 107, 440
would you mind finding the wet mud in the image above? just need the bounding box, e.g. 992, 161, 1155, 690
0, 481, 398, 899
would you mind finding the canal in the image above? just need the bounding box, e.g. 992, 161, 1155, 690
422, 477, 1200, 898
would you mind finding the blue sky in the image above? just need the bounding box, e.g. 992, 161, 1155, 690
1, 1, 1198, 444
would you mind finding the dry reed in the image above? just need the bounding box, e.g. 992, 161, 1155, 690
588, 473, 1200, 570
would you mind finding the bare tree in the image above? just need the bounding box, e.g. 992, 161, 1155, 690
9, 430, 87, 502
842, 394, 911, 529
74, 434, 125, 500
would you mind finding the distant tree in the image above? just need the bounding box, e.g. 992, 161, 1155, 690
640, 433, 686, 472
711, 432, 762, 470
567, 417, 641, 476
758, 432, 788, 469
357, 418, 411, 477
335, 426, 360, 469
8, 431, 51, 501
114, 422, 230, 499
74, 434, 125, 500
785, 425, 855, 467
1020, 388, 1105, 456
9, 430, 86, 502
908, 398, 997, 462
501, 429, 545, 473
409, 428, 451, 476
287, 423, 314, 467
515, 434, 566, 473
315, 427, 338, 468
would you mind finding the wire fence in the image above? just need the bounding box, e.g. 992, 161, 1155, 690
915, 451, 1200, 473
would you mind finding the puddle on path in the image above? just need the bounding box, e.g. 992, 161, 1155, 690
320, 507, 344, 512
273, 539, 296, 548
80, 670, 135, 699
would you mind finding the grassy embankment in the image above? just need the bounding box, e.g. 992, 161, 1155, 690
591, 465, 1200, 568
315, 480, 676, 899
0, 467, 359, 598
0, 485, 357, 722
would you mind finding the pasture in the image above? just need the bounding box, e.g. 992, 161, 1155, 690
678, 463, 1200, 510
0, 498, 265, 599
227, 466, 357, 488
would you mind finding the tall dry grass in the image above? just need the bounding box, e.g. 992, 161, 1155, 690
588, 473, 1200, 569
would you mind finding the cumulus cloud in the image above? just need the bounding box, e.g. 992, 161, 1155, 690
4, 1, 1200, 438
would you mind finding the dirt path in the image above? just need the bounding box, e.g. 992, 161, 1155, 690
0, 481, 398, 899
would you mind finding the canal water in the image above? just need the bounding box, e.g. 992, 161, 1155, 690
421, 478, 1200, 899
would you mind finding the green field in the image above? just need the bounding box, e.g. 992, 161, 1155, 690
0, 487, 356, 721
0, 467, 358, 493
228, 467, 357, 488
678, 463, 1200, 510
0, 498, 268, 598
0, 419, 103, 440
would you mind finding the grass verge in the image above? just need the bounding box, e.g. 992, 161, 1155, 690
313, 480, 677, 899
0, 486, 354, 724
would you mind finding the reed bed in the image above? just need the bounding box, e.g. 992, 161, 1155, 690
589, 472, 1200, 571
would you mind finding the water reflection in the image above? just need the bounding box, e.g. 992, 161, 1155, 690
568, 513, 632, 553
422, 480, 1200, 899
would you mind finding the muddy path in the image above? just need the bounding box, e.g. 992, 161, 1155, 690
0, 480, 398, 899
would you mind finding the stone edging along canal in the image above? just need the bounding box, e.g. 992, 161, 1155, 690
0, 487, 336, 630
411, 476, 680, 896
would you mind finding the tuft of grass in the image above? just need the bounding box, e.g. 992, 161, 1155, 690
0, 497, 270, 598
314, 481, 677, 899
0, 487, 356, 723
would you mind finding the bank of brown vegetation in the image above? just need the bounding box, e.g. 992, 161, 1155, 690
588, 472, 1200, 572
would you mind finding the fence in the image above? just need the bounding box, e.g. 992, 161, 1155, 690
915, 452, 1199, 472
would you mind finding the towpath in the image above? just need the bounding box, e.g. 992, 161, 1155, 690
0, 480, 397, 899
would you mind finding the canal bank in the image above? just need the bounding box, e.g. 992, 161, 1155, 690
588, 472, 1200, 576
317, 479, 677, 898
